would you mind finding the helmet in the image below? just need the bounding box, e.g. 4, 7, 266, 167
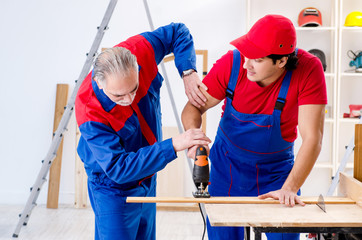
230, 14, 296, 59
344, 11, 362, 27
308, 49, 327, 72
298, 7, 322, 27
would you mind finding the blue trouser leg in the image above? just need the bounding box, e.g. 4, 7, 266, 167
136, 201, 156, 240
266, 232, 300, 240
88, 180, 156, 240
94, 218, 100, 240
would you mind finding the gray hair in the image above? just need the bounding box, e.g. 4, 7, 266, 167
93, 47, 138, 87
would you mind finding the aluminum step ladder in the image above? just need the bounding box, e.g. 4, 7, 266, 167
12, 0, 118, 237
142, 2, 208, 237
327, 115, 362, 196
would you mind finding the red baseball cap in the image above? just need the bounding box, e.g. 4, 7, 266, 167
230, 14, 296, 59
298, 7, 322, 27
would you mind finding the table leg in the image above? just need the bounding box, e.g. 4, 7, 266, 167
253, 228, 262, 240
244, 227, 250, 240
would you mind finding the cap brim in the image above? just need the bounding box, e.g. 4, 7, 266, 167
300, 21, 321, 27
230, 34, 270, 59
299, 15, 322, 27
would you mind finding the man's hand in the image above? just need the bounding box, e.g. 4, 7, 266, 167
183, 72, 208, 108
172, 129, 211, 152
258, 189, 305, 207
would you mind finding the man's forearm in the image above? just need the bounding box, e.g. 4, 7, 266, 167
181, 102, 203, 130
182, 87, 222, 131
282, 137, 322, 193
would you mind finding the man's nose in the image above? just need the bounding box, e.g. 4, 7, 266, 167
124, 94, 133, 102
243, 58, 251, 69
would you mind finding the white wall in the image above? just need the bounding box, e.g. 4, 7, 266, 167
0, 0, 246, 204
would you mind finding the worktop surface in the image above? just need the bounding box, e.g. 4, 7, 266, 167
206, 203, 362, 227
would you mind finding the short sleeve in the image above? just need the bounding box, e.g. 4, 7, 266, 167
203, 50, 235, 100
297, 55, 328, 106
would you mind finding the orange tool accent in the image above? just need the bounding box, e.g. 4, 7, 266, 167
195, 155, 208, 167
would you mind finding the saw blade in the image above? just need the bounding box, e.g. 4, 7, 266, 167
316, 194, 326, 213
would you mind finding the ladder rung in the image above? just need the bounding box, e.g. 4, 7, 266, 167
97, 26, 109, 31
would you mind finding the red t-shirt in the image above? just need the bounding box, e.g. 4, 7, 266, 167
203, 48, 327, 142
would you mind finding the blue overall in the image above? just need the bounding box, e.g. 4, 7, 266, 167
207, 49, 300, 240
75, 23, 197, 240
88, 173, 157, 240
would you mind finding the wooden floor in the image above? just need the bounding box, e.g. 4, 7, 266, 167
0, 205, 313, 240
0, 204, 209, 240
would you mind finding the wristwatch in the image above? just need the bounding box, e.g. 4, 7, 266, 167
182, 69, 195, 78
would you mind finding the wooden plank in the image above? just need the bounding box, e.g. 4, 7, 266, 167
127, 196, 355, 204
339, 172, 362, 207
47, 84, 69, 209
206, 203, 362, 227
74, 127, 88, 208
156, 205, 199, 212
200, 50, 208, 133
355, 124, 362, 182
162, 50, 208, 76
163, 55, 175, 63
196, 49, 208, 78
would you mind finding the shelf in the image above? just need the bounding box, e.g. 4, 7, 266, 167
336, 162, 354, 169
314, 162, 333, 169
338, 118, 361, 123
325, 118, 334, 123
295, 27, 336, 31
340, 72, 362, 77
324, 73, 335, 77
341, 26, 362, 31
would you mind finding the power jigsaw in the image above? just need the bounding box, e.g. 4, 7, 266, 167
192, 146, 210, 198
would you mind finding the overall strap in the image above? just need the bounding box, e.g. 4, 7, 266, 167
131, 103, 157, 145
226, 49, 241, 100
274, 70, 292, 111
274, 48, 298, 111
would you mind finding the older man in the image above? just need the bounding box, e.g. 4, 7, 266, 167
75, 23, 210, 240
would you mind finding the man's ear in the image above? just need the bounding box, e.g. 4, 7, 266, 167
278, 56, 288, 69
94, 78, 103, 89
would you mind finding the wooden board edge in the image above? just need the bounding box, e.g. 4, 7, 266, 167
127, 196, 355, 204
355, 124, 362, 182
339, 172, 362, 207
157, 204, 199, 212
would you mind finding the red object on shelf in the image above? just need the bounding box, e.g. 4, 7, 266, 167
349, 104, 362, 118
343, 113, 350, 118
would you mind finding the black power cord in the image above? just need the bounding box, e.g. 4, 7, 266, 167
197, 203, 207, 240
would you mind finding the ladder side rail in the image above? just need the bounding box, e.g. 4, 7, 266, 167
327, 117, 362, 196
71, 0, 118, 102
143, 0, 194, 176
142, 0, 206, 223
12, 0, 118, 237
327, 137, 355, 196
22, 176, 47, 225
160, 63, 194, 175
16, 176, 47, 227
